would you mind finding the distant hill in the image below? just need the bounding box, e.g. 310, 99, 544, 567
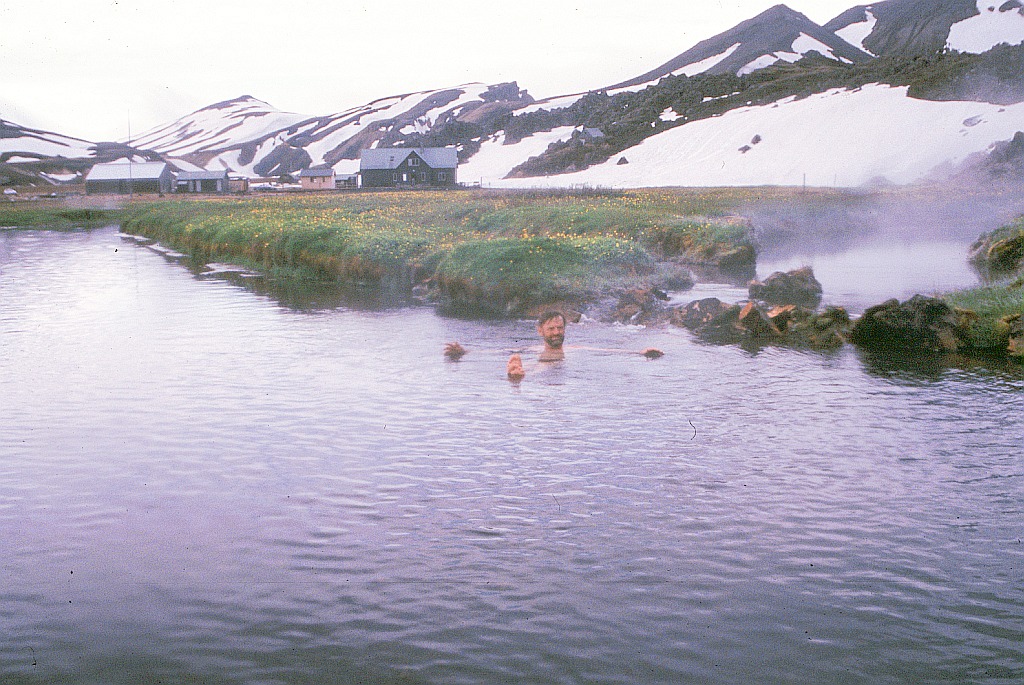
127, 84, 533, 177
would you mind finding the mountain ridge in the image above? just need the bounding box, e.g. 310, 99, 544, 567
3, 1, 1024, 189
609, 4, 873, 90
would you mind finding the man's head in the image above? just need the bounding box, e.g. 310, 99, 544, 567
536, 311, 566, 350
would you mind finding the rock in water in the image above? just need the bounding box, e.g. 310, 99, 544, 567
850, 295, 965, 353
748, 266, 822, 307
670, 298, 735, 329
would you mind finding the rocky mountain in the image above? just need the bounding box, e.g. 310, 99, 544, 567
609, 4, 873, 90
126, 83, 533, 178
3, 0, 1024, 190
0, 118, 158, 187
825, 0, 1024, 56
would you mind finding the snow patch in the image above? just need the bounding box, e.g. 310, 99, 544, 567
791, 33, 843, 61
947, 0, 1024, 53
675, 42, 742, 77
516, 93, 586, 114
41, 172, 79, 182
659, 107, 682, 122
0, 134, 93, 158
459, 126, 576, 185
835, 11, 878, 55
738, 34, 846, 76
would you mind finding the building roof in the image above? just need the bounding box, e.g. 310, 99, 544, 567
85, 161, 169, 181
360, 147, 458, 170
177, 170, 228, 180
299, 168, 336, 177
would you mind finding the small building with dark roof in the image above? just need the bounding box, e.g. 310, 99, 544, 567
176, 169, 230, 193
359, 148, 458, 188
299, 167, 336, 190
84, 161, 174, 195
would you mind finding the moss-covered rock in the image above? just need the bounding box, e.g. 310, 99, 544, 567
850, 295, 967, 352
748, 266, 823, 307
969, 217, 1024, 277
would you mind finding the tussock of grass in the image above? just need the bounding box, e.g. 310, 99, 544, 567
436, 235, 652, 310
944, 282, 1024, 349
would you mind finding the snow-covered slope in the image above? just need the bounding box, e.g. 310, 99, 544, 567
825, 0, 1024, 57
0, 118, 95, 161
128, 96, 309, 158
458, 127, 578, 185
947, 0, 1024, 52
129, 83, 533, 177
5, 3, 1024, 191
488, 84, 1024, 189
610, 4, 872, 91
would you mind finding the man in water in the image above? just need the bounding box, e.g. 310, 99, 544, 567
444, 310, 663, 381
506, 310, 566, 379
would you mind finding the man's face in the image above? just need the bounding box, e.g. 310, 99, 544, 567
537, 316, 565, 349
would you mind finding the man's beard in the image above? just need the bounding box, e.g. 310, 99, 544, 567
545, 334, 564, 348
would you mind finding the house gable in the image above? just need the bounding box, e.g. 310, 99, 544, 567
359, 147, 458, 188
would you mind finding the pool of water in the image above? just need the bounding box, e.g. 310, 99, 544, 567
1, 227, 1022, 684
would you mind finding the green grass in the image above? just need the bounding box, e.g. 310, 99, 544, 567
119, 189, 761, 311
943, 280, 1024, 349
435, 235, 652, 309
0, 205, 121, 230
946, 214, 1024, 350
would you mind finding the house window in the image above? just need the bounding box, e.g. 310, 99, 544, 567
437, 172, 447, 182
408, 157, 420, 167
420, 172, 427, 182
393, 172, 399, 182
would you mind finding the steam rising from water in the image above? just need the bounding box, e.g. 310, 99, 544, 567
745, 187, 1024, 258
741, 187, 1024, 311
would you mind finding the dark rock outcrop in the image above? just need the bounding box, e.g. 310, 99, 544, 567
670, 297, 735, 329
672, 297, 851, 349
748, 266, 823, 307
774, 305, 851, 349
606, 288, 671, 325
850, 295, 967, 352
969, 227, 1024, 276
672, 300, 780, 345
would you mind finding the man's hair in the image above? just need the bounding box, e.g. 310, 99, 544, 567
537, 310, 565, 326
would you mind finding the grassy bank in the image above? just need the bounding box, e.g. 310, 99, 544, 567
120, 189, 762, 315
0, 205, 121, 230
944, 278, 1024, 350
944, 215, 1024, 351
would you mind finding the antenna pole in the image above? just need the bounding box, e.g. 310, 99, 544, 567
127, 108, 133, 198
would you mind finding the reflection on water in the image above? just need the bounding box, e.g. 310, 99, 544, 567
1, 227, 1022, 685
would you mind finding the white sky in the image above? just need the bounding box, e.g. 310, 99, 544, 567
0, 0, 861, 142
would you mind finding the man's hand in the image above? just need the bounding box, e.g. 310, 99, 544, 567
507, 353, 525, 381
444, 342, 467, 360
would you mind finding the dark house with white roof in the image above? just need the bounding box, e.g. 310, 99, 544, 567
359, 148, 457, 188
176, 170, 229, 193
85, 161, 174, 194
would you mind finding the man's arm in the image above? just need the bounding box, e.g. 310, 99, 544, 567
443, 342, 467, 360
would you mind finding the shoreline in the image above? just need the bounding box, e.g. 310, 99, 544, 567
4, 187, 1023, 359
